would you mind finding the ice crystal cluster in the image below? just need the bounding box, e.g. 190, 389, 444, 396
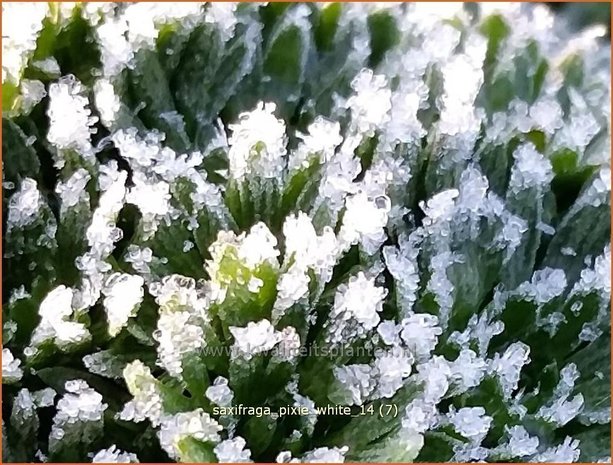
2, 2, 611, 463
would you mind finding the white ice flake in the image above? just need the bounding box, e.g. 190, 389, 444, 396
508, 143, 553, 194
94, 79, 121, 126
537, 363, 584, 427
438, 35, 486, 150
205, 377, 234, 407
30, 286, 90, 350
345, 69, 392, 136
20, 79, 47, 113
339, 192, 390, 254
516, 268, 567, 305
416, 355, 452, 404
47, 76, 97, 164
373, 350, 413, 398
229, 320, 297, 360
382, 238, 420, 316
1, 2, 48, 84
505, 425, 539, 458
325, 272, 387, 346
448, 349, 487, 395
214, 436, 252, 463
533, 437, 581, 463
228, 102, 287, 181
92, 445, 139, 463
126, 173, 172, 239
83, 350, 126, 379
49, 380, 108, 453
399, 313, 442, 362
204, 3, 238, 41
274, 212, 340, 315
120, 360, 164, 426
332, 364, 376, 406
298, 446, 349, 463
7, 178, 43, 232
102, 273, 145, 336
149, 276, 209, 377
290, 117, 343, 171
56, 169, 92, 212
158, 409, 222, 460
448, 406, 492, 444
2, 348, 23, 383
572, 244, 611, 298
489, 342, 531, 399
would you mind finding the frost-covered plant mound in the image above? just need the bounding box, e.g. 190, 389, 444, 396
2, 2, 611, 463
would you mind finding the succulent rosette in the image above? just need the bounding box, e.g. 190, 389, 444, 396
2, 2, 611, 463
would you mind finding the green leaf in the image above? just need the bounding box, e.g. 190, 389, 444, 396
128, 49, 190, 152
177, 437, 217, 462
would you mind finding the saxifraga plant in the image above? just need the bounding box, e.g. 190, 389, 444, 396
1, 2, 611, 463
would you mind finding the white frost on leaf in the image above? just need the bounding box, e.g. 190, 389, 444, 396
214, 436, 252, 463
229, 320, 300, 361
399, 313, 442, 363
92, 445, 139, 463
158, 409, 222, 460
533, 436, 581, 463
1, 2, 48, 84
228, 102, 287, 181
30, 286, 90, 350
120, 360, 164, 426
508, 143, 553, 194
447, 406, 492, 444
47, 76, 98, 164
2, 348, 23, 383
102, 273, 145, 337
344, 69, 392, 136
339, 191, 391, 255
325, 272, 387, 346
49, 380, 108, 453
7, 178, 43, 232
504, 425, 540, 458
205, 377, 234, 407
488, 342, 531, 399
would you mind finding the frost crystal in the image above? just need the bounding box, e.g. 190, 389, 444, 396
56, 169, 92, 212
489, 342, 531, 399
448, 407, 493, 444
158, 409, 222, 460
508, 143, 554, 194
533, 437, 581, 463
325, 272, 387, 346
92, 445, 139, 463
2, 2, 611, 463
298, 446, 349, 463
206, 377, 234, 407
339, 192, 391, 254
7, 178, 43, 231
228, 102, 287, 181
2, 348, 23, 383
516, 268, 568, 305
214, 436, 252, 463
120, 360, 164, 426
505, 425, 540, 458
1, 3, 47, 84
102, 273, 145, 336
229, 320, 299, 361
400, 313, 443, 362
537, 363, 584, 426
345, 69, 392, 135
30, 286, 90, 350
47, 76, 97, 164
49, 380, 107, 453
